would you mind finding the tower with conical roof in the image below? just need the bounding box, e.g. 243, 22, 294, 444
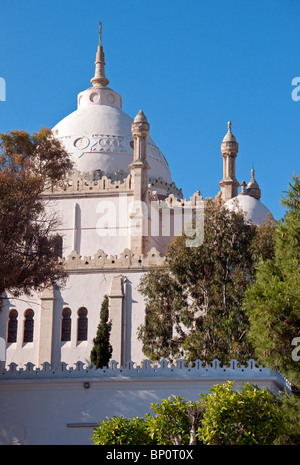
246, 168, 261, 200
219, 121, 240, 202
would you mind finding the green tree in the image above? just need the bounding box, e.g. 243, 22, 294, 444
138, 200, 275, 364
91, 396, 203, 446
244, 175, 300, 391
147, 396, 203, 445
275, 392, 300, 445
90, 295, 113, 368
244, 175, 300, 445
92, 384, 282, 446
198, 381, 283, 445
91, 416, 152, 445
0, 128, 73, 298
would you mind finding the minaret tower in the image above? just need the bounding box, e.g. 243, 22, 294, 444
129, 110, 151, 255
219, 121, 240, 202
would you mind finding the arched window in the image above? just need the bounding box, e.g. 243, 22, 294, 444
23, 309, 34, 343
53, 235, 63, 258
7, 309, 18, 343
61, 308, 71, 342
77, 307, 88, 342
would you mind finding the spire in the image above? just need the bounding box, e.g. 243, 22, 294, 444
247, 168, 261, 200
222, 121, 237, 143
90, 21, 109, 88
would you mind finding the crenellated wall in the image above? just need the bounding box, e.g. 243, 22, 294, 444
0, 359, 290, 445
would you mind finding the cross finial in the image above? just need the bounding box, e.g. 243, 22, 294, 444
90, 21, 109, 88
99, 21, 102, 47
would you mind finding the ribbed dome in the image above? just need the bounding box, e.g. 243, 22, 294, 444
224, 194, 272, 226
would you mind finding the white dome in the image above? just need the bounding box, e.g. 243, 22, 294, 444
224, 194, 272, 226
52, 84, 172, 184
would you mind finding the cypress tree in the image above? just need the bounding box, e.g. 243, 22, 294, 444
244, 174, 300, 390
90, 295, 112, 368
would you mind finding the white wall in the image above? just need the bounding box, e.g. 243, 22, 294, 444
1, 270, 147, 369
0, 360, 289, 445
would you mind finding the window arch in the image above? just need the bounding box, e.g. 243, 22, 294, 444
23, 309, 34, 343
77, 307, 88, 342
61, 308, 71, 342
7, 309, 18, 343
53, 235, 63, 258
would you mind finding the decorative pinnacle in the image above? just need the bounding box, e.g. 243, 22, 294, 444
228, 121, 232, 132
90, 21, 109, 88
240, 180, 247, 194
99, 21, 102, 47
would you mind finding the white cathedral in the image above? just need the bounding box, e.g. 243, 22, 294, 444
0, 27, 282, 445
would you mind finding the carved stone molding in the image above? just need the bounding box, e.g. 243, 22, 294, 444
0, 359, 291, 393
44, 170, 132, 196
59, 247, 164, 271
43, 170, 183, 199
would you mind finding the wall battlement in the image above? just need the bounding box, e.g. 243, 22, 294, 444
43, 170, 183, 199
0, 358, 291, 392
59, 246, 165, 270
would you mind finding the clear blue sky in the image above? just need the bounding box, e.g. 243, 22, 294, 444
0, 0, 299, 220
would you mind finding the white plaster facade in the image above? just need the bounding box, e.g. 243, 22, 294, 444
0, 28, 272, 369
0, 26, 276, 445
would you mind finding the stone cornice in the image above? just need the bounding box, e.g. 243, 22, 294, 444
42, 170, 183, 200
43, 170, 132, 197
59, 247, 165, 272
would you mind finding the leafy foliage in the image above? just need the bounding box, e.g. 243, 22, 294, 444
0, 128, 73, 297
92, 383, 282, 445
197, 381, 283, 445
91, 416, 152, 445
138, 200, 276, 364
244, 175, 300, 391
90, 295, 113, 368
275, 392, 300, 444
92, 395, 203, 446
147, 396, 203, 445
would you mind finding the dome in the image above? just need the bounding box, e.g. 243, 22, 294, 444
224, 194, 272, 226
52, 39, 172, 185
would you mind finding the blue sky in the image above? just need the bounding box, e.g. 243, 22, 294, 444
0, 0, 299, 220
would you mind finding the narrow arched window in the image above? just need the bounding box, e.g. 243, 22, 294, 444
77, 307, 88, 342
7, 309, 18, 343
23, 309, 34, 343
53, 235, 63, 258
61, 308, 71, 342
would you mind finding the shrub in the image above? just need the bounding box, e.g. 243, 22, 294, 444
147, 396, 203, 445
92, 382, 284, 446
91, 416, 153, 445
198, 381, 283, 445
